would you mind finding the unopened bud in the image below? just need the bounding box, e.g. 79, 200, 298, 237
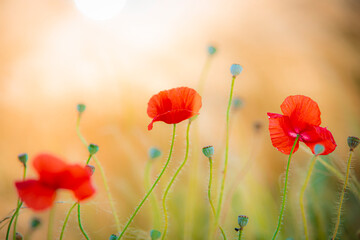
86, 165, 95, 175
30, 217, 41, 229
347, 136, 360, 151
77, 104, 86, 113
230, 64, 243, 76
109, 234, 117, 240
88, 144, 99, 155
150, 230, 161, 240
202, 145, 214, 158
18, 153, 28, 167
208, 46, 216, 55
149, 147, 161, 159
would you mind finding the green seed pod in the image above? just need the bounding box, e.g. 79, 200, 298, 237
18, 153, 28, 167
109, 234, 117, 240
202, 145, 214, 158
208, 46, 216, 55
238, 215, 249, 229
230, 64, 243, 76
347, 136, 360, 151
30, 217, 41, 229
150, 230, 161, 240
88, 144, 99, 155
149, 147, 161, 159
314, 144, 325, 155
77, 104, 86, 113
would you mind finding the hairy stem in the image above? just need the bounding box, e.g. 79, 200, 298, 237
332, 151, 354, 239
77, 203, 90, 240
117, 124, 177, 240
144, 159, 161, 229
272, 135, 300, 240
299, 155, 318, 240
59, 203, 77, 240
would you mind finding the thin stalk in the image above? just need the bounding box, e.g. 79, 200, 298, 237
6, 202, 22, 240
47, 205, 56, 240
59, 203, 77, 240
76, 114, 121, 232
117, 124, 177, 240
272, 135, 300, 240
144, 159, 161, 229
238, 229, 243, 240
299, 155, 318, 240
77, 203, 90, 240
215, 76, 236, 229
331, 151, 354, 239
161, 121, 191, 240
208, 157, 227, 240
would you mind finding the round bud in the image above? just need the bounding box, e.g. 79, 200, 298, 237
30, 217, 41, 229
86, 165, 95, 175
77, 104, 86, 113
18, 153, 28, 167
109, 234, 117, 240
208, 46, 216, 55
230, 64, 243, 76
149, 147, 161, 159
88, 144, 99, 155
150, 230, 161, 240
238, 215, 249, 229
347, 136, 360, 151
314, 144, 325, 155
202, 145, 214, 158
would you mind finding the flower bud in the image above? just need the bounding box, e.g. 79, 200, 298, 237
30, 217, 41, 229
208, 46, 216, 55
88, 144, 99, 155
149, 147, 161, 159
237, 215, 249, 229
109, 234, 117, 240
15, 232, 23, 240
202, 145, 214, 158
347, 136, 360, 151
150, 230, 161, 240
86, 165, 95, 175
18, 153, 28, 167
230, 64, 243, 76
77, 104, 86, 113
314, 144, 325, 155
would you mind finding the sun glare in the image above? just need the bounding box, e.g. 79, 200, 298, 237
74, 0, 127, 20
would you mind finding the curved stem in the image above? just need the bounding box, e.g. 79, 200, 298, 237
117, 124, 177, 240
208, 157, 227, 240
332, 151, 354, 239
59, 203, 77, 240
215, 76, 236, 229
144, 159, 161, 229
272, 135, 300, 240
77, 203, 90, 240
161, 122, 191, 240
299, 155, 318, 240
6, 202, 22, 240
76, 114, 121, 232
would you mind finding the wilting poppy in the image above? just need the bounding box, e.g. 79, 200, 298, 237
147, 87, 202, 130
15, 154, 95, 211
267, 95, 336, 155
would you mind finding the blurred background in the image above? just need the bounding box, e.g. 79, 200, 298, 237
1, 0, 360, 239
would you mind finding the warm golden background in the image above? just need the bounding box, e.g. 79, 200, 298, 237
1, 0, 360, 239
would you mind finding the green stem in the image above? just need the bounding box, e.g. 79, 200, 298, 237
208, 157, 227, 240
117, 124, 177, 240
11, 164, 27, 240
238, 229, 243, 240
215, 76, 236, 229
299, 155, 318, 240
331, 151, 354, 240
86, 154, 92, 165
6, 202, 22, 240
77, 203, 90, 240
161, 122, 191, 240
272, 135, 300, 240
59, 203, 77, 240
76, 114, 121, 232
144, 159, 161, 229
47, 205, 56, 240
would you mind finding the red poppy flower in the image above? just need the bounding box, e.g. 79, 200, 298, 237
147, 87, 202, 130
267, 95, 337, 155
15, 154, 95, 211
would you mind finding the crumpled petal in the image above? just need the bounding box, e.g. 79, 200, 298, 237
268, 113, 299, 154
304, 126, 337, 155
33, 153, 67, 186
280, 95, 321, 132
15, 180, 56, 211
147, 87, 202, 130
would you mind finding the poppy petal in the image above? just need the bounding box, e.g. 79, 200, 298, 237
268, 113, 299, 154
304, 126, 337, 155
57, 165, 95, 201
147, 87, 202, 130
280, 95, 321, 131
15, 180, 56, 211
33, 154, 67, 186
